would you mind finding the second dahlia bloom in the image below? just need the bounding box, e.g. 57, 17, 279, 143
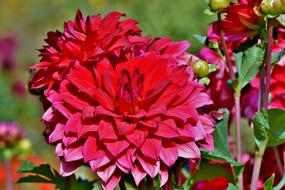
29, 10, 145, 94
208, 0, 264, 49
41, 53, 214, 189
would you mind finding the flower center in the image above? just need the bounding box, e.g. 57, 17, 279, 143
116, 68, 144, 114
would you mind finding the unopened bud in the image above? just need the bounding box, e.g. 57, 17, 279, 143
192, 60, 210, 78
261, 0, 285, 15
209, 0, 230, 11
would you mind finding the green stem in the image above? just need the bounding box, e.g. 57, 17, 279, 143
4, 158, 13, 190
273, 147, 284, 176
274, 175, 285, 190
250, 146, 266, 190
119, 179, 127, 190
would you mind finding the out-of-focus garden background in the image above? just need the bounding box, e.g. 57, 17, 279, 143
0, 0, 213, 189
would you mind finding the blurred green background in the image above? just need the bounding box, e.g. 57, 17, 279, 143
0, 0, 213, 176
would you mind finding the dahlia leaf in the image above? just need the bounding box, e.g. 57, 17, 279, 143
201, 109, 244, 177
237, 45, 266, 90
17, 175, 52, 183
264, 174, 275, 190
253, 108, 285, 148
17, 160, 55, 179
194, 35, 207, 45
191, 161, 234, 184
271, 49, 285, 65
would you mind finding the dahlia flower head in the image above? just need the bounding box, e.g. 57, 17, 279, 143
0, 122, 23, 147
29, 10, 215, 190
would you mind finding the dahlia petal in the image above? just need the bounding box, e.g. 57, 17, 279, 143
166, 104, 196, 122
83, 136, 104, 162
126, 129, 148, 147
178, 123, 206, 141
62, 136, 78, 146
60, 160, 81, 177
159, 141, 178, 167
105, 140, 129, 157
64, 146, 83, 162
117, 147, 135, 170
145, 104, 167, 117
89, 155, 111, 171
140, 138, 161, 160
137, 154, 160, 178
164, 41, 190, 57
115, 119, 136, 135
97, 164, 117, 182
177, 142, 200, 159
55, 143, 64, 157
65, 113, 81, 134
101, 171, 121, 190
48, 123, 64, 143
131, 163, 147, 186
78, 124, 98, 138
98, 120, 118, 141
159, 164, 169, 187
155, 119, 179, 138
93, 88, 114, 111
42, 107, 54, 121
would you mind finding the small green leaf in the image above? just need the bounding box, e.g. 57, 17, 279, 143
253, 109, 270, 150
209, 64, 217, 73
253, 109, 285, 149
194, 35, 207, 45
17, 175, 52, 184
17, 160, 36, 173
227, 183, 238, 190
277, 14, 285, 26
234, 52, 243, 74
237, 45, 266, 90
264, 174, 275, 190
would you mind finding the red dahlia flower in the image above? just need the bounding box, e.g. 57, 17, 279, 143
39, 53, 214, 189
29, 10, 145, 94
208, 0, 264, 49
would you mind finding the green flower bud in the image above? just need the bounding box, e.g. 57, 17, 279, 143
17, 139, 32, 156
261, 0, 285, 15
209, 0, 230, 11
192, 60, 210, 78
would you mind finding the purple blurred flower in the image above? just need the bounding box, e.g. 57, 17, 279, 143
0, 36, 17, 71
0, 122, 23, 147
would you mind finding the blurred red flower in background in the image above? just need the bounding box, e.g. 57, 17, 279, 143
0, 122, 23, 147
0, 36, 18, 71
29, 10, 215, 190
192, 177, 229, 190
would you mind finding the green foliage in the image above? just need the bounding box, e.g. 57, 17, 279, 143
264, 174, 275, 190
17, 160, 95, 190
227, 183, 239, 190
253, 109, 285, 150
236, 45, 266, 90
201, 109, 243, 179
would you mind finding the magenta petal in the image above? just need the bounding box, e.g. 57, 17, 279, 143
126, 129, 147, 147
60, 160, 81, 176
140, 137, 161, 160
65, 113, 81, 134
177, 141, 200, 159
64, 146, 83, 162
89, 156, 110, 171
101, 171, 121, 190
98, 120, 118, 141
55, 143, 64, 157
131, 163, 147, 186
137, 154, 160, 178
97, 164, 117, 182
105, 140, 129, 157
83, 136, 104, 162
48, 123, 64, 143
159, 164, 169, 187
117, 148, 134, 171
115, 119, 136, 135
159, 141, 178, 167
155, 119, 179, 138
